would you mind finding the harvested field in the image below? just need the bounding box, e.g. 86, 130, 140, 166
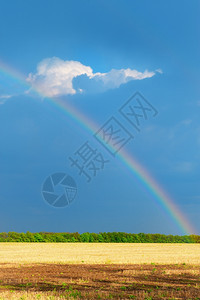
1, 243, 200, 299
0, 263, 200, 299
0, 243, 200, 264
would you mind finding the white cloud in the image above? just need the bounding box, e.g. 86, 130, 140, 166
27, 58, 93, 97
92, 68, 156, 88
27, 57, 161, 97
180, 119, 192, 126
155, 68, 163, 74
0, 94, 13, 104
0, 94, 12, 99
173, 161, 194, 173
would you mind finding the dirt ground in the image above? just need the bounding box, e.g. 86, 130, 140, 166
0, 263, 200, 299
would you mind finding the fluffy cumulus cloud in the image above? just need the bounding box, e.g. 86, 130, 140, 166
27, 57, 161, 97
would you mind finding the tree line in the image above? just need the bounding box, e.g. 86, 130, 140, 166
0, 232, 200, 243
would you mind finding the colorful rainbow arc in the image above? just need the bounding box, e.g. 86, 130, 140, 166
0, 60, 196, 235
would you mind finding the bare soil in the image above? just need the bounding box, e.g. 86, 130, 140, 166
0, 263, 200, 299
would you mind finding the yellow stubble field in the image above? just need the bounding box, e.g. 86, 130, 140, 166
0, 243, 200, 264
1, 243, 200, 299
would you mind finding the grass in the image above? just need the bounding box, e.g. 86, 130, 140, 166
0, 243, 200, 264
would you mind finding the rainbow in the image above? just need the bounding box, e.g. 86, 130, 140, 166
0, 60, 196, 235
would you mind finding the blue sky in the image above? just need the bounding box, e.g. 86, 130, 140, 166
0, 0, 199, 234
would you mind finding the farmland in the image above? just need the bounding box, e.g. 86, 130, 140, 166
0, 243, 200, 265
0, 243, 200, 299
